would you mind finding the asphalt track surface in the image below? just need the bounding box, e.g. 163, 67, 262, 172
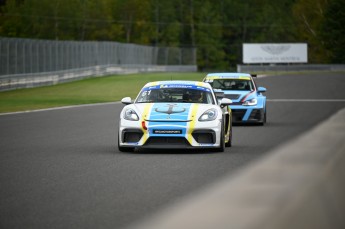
0, 72, 344, 229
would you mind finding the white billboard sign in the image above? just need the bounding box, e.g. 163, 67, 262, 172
243, 43, 308, 64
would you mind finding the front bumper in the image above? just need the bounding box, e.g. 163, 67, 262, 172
119, 119, 223, 149
231, 106, 265, 123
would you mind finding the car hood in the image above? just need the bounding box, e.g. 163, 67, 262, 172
132, 102, 212, 122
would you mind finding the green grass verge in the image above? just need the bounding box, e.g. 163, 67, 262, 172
0, 72, 206, 113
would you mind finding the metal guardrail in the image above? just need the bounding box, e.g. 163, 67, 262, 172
0, 37, 197, 91
0, 65, 197, 91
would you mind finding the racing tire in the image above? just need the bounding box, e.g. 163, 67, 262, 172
225, 124, 232, 147
259, 109, 266, 126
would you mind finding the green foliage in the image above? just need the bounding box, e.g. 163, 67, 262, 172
0, 0, 342, 68
320, 0, 345, 63
150, 0, 182, 46
193, 0, 227, 70
292, 0, 330, 63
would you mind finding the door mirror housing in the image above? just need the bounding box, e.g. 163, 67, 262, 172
257, 87, 267, 93
121, 97, 132, 105
220, 98, 232, 107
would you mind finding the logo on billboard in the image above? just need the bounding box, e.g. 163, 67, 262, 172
243, 43, 307, 64
260, 44, 291, 55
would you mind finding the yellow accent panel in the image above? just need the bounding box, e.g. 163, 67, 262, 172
140, 103, 153, 144
205, 76, 220, 80
206, 76, 250, 80
187, 104, 199, 144
146, 82, 159, 87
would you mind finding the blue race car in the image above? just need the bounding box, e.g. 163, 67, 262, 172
203, 73, 267, 125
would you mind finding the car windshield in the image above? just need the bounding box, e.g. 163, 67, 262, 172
136, 87, 215, 104
210, 79, 254, 91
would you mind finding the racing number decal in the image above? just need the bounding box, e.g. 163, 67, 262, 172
141, 90, 151, 97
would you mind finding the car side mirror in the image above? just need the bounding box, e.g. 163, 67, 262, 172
220, 98, 232, 107
121, 97, 132, 105
215, 91, 225, 99
257, 87, 267, 93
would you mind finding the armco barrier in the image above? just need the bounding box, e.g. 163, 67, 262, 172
0, 64, 197, 91
125, 108, 345, 229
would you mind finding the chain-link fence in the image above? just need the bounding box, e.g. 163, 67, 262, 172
0, 37, 197, 90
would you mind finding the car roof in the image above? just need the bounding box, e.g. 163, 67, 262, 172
205, 72, 252, 80
143, 81, 213, 90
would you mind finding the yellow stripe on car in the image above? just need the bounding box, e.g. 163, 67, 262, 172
145, 82, 159, 87
187, 104, 199, 145
205, 76, 220, 80
139, 103, 153, 144
196, 82, 205, 86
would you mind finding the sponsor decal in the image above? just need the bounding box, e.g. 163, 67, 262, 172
160, 84, 193, 89
153, 129, 182, 134
142, 84, 209, 92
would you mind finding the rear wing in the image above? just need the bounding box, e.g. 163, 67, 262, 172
250, 74, 257, 77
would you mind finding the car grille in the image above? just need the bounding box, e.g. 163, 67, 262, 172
249, 109, 263, 121
144, 137, 189, 146
225, 94, 241, 100
123, 129, 143, 143
232, 109, 246, 121
192, 130, 216, 144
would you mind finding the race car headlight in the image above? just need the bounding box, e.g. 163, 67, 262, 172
242, 98, 257, 106
199, 109, 218, 121
123, 108, 139, 121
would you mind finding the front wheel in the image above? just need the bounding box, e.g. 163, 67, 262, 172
225, 124, 232, 147
259, 109, 266, 126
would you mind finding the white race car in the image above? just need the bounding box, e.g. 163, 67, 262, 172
118, 81, 233, 152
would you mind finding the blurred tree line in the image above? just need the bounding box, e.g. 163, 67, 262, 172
0, 0, 344, 70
